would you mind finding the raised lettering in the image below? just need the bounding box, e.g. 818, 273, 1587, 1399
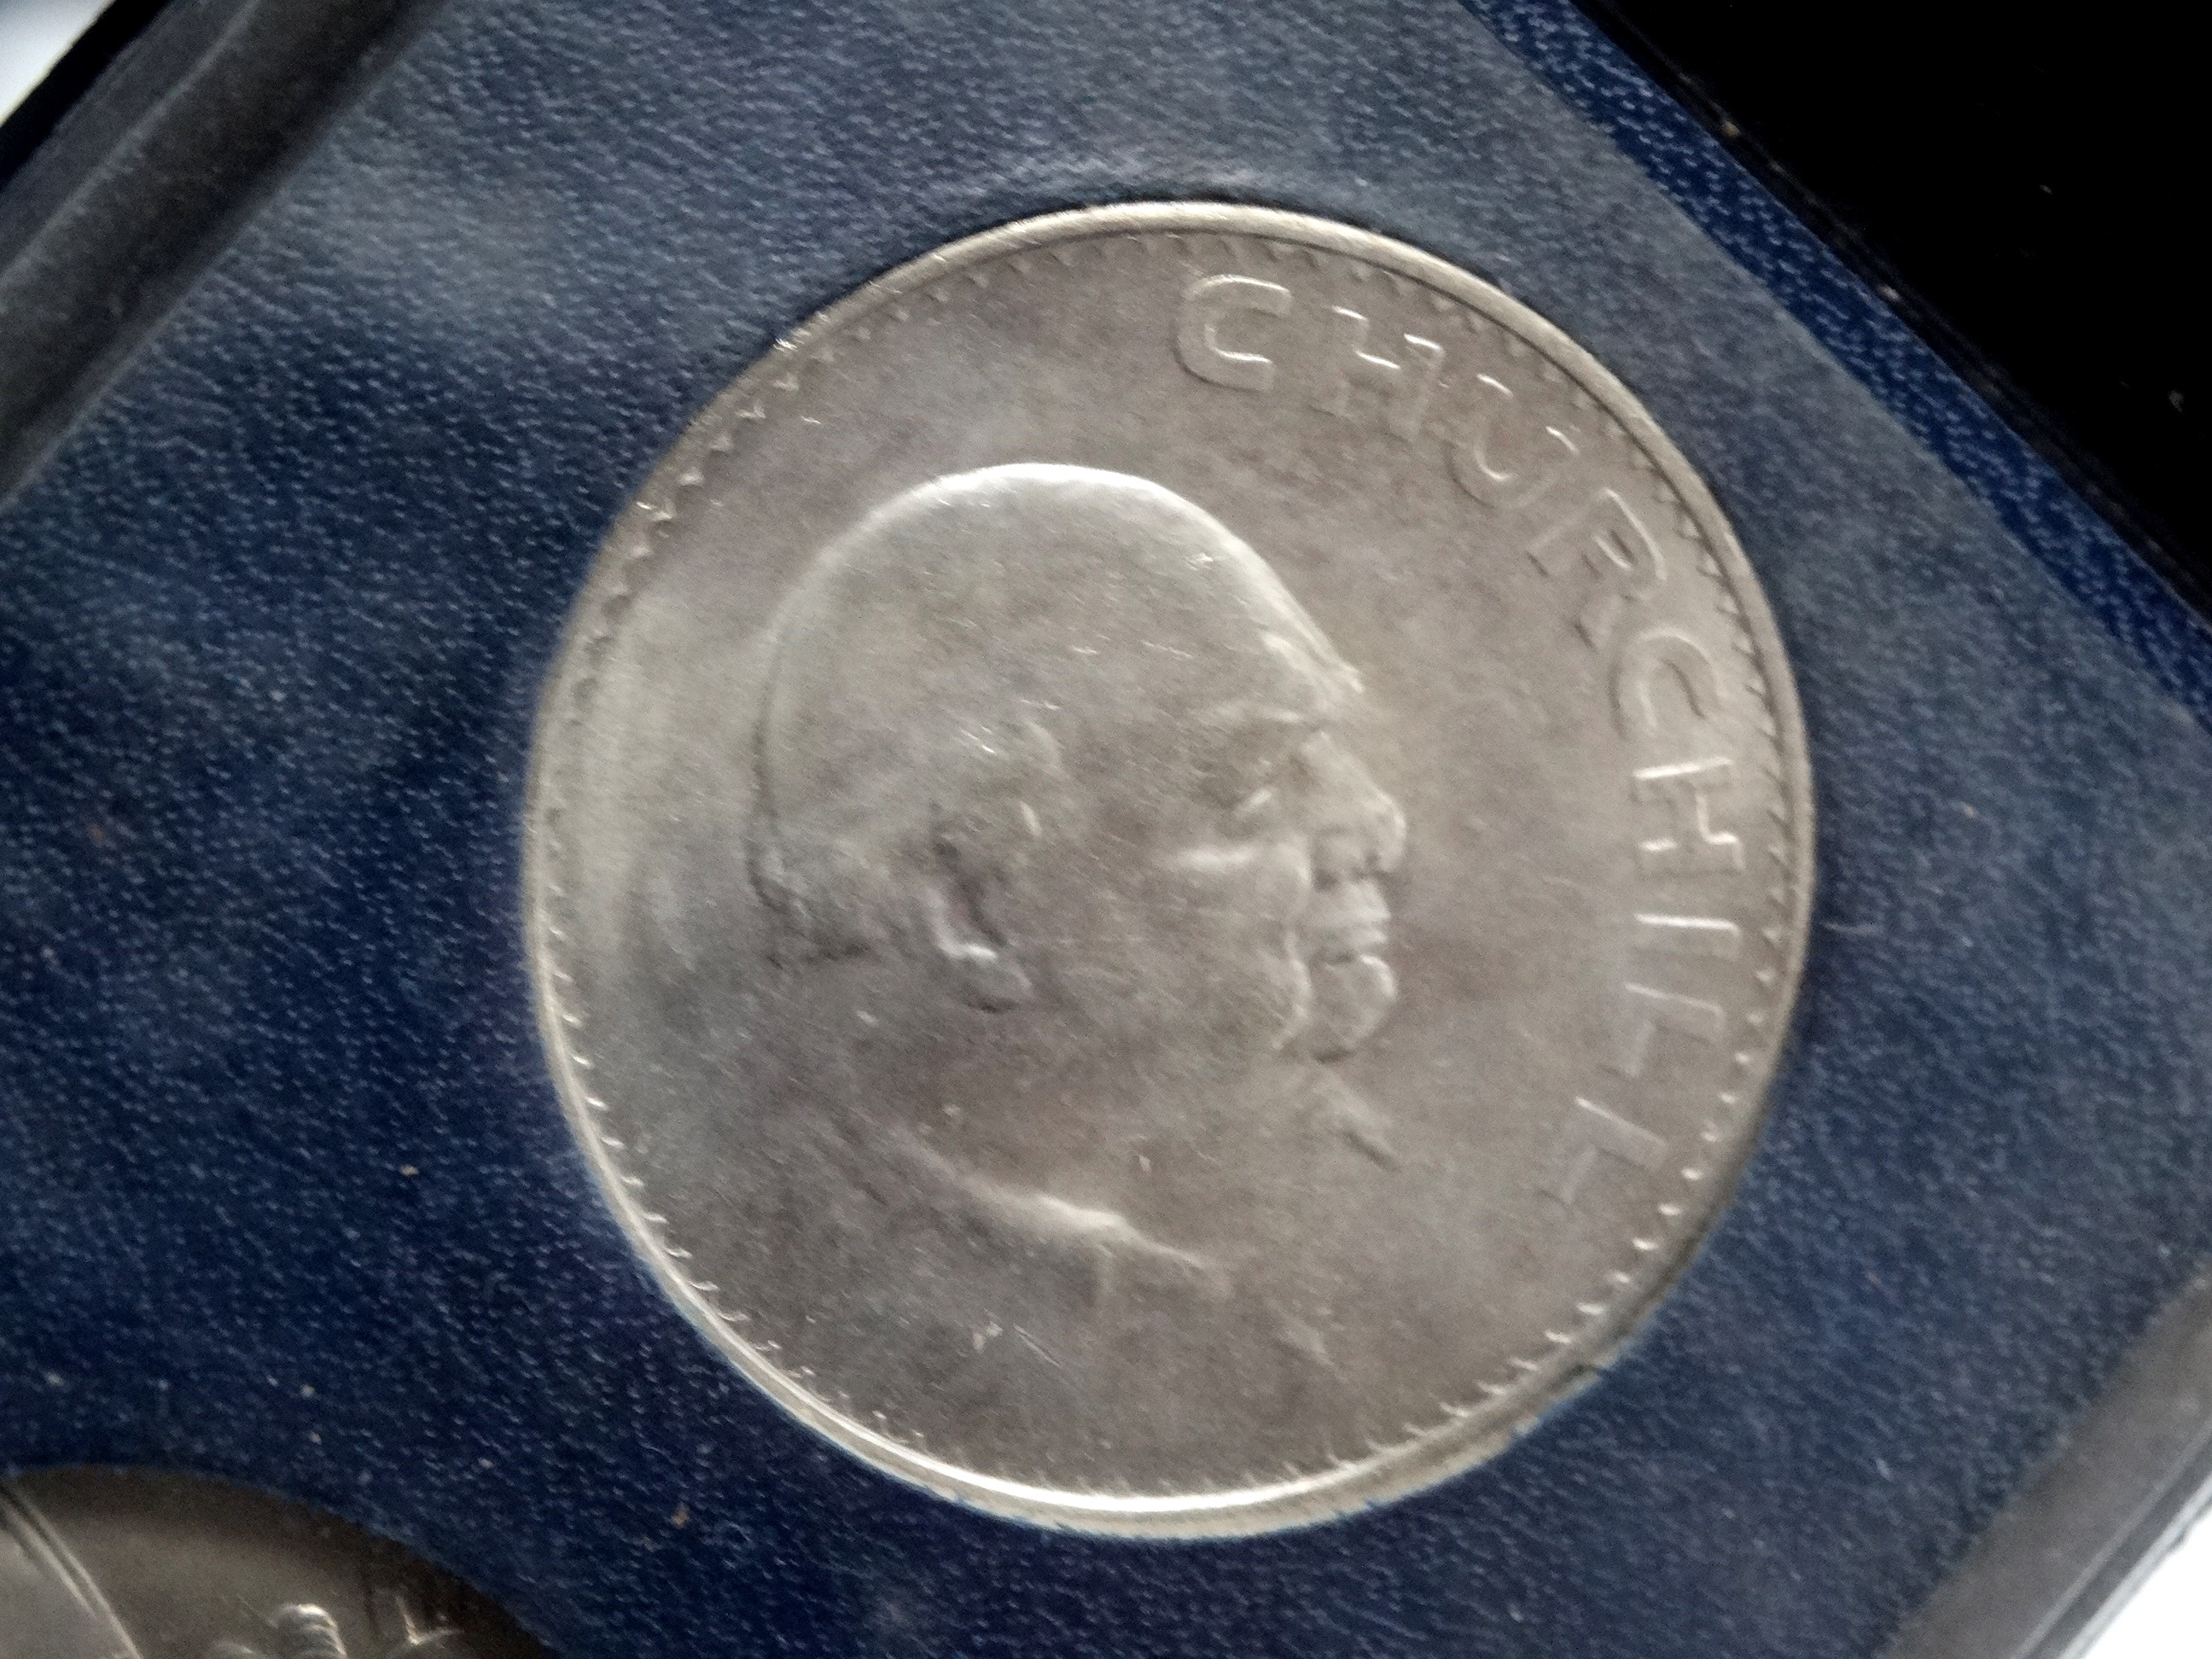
1633, 757, 1743, 876
1614, 627, 1723, 736
1313, 306, 1444, 438
1448, 373, 1578, 508
1633, 914, 1743, 958
1529, 489, 1664, 649
372, 1582, 468, 1655
1610, 983, 1726, 1078
1176, 275, 1292, 393
1545, 1097, 1668, 1206
210, 1604, 347, 1659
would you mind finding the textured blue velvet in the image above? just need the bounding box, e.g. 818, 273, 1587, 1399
4, 1, 2210, 1654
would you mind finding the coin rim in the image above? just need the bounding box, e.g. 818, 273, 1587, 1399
523, 201, 1817, 1537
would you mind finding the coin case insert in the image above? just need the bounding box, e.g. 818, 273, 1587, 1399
2, 0, 2209, 1654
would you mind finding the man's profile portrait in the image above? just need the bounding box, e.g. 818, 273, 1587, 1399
739, 463, 1408, 1458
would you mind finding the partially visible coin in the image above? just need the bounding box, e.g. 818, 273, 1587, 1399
0, 1469, 540, 1659
528, 202, 1813, 1534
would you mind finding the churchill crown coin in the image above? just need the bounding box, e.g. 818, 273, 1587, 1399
525, 203, 1813, 1534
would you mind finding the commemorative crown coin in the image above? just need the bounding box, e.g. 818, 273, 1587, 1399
526, 203, 1813, 1534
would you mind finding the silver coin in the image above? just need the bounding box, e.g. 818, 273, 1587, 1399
527, 203, 1813, 1535
0, 1468, 540, 1658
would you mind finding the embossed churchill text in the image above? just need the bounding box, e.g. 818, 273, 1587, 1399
528, 205, 1812, 1535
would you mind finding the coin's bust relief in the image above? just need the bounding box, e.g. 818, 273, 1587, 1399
744, 463, 1407, 1400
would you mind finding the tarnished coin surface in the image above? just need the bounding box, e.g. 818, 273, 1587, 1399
0, 1468, 540, 1658
527, 203, 1813, 1534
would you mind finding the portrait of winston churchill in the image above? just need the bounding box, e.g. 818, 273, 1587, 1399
739, 463, 1409, 1475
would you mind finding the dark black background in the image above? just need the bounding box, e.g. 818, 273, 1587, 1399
7, 2, 2204, 606
0, 0, 167, 183
1583, 2, 2205, 608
